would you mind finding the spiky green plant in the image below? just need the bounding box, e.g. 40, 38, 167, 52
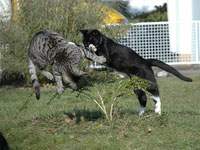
81, 76, 149, 122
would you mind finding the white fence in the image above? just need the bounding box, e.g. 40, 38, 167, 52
119, 21, 200, 65
192, 21, 200, 64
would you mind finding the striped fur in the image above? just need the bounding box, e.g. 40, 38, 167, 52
28, 30, 106, 99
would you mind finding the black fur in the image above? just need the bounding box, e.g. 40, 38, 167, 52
80, 29, 192, 111
0, 132, 9, 150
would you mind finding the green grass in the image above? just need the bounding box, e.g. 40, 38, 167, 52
0, 74, 200, 150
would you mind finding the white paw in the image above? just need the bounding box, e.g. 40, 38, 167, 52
89, 44, 97, 52
138, 107, 146, 116
68, 42, 75, 45
151, 96, 161, 115
98, 56, 107, 64
41, 71, 54, 80
46, 73, 54, 80
57, 87, 64, 94
80, 71, 88, 76
155, 102, 161, 115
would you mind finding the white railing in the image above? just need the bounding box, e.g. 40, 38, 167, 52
192, 21, 200, 64
119, 21, 200, 65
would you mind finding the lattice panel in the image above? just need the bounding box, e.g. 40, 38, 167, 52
119, 22, 180, 63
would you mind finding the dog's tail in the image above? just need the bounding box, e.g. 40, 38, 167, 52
28, 58, 40, 99
147, 59, 192, 82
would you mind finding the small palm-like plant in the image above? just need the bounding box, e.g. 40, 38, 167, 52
81, 76, 149, 122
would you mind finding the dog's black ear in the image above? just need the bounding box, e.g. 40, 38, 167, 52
80, 29, 88, 36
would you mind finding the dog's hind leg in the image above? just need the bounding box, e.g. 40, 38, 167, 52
134, 89, 147, 116
136, 66, 161, 115
147, 83, 161, 115
151, 95, 161, 115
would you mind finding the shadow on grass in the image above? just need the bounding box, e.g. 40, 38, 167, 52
170, 110, 200, 116
64, 108, 103, 123
63, 108, 157, 124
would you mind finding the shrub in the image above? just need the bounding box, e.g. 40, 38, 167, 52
0, 0, 130, 84
81, 76, 149, 122
0, 0, 105, 79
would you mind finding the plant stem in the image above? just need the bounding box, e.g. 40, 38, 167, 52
110, 97, 117, 121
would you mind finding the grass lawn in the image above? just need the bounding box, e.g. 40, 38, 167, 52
0, 73, 200, 150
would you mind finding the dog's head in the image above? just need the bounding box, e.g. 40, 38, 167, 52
80, 29, 103, 49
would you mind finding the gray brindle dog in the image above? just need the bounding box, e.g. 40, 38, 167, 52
28, 30, 106, 99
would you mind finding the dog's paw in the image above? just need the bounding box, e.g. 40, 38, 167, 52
46, 73, 54, 81
154, 100, 161, 115
98, 56, 107, 64
41, 71, 54, 81
89, 44, 97, 52
81, 71, 88, 76
138, 107, 146, 116
155, 106, 161, 115
57, 87, 64, 94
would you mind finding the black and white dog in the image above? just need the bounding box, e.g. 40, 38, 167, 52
80, 29, 192, 116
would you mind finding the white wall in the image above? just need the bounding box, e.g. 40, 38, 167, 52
192, 0, 200, 20
0, 0, 11, 20
167, 0, 192, 54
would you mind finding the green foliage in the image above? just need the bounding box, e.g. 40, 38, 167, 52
0, 23, 28, 72
103, 1, 133, 21
119, 76, 149, 95
0, 75, 199, 150
81, 76, 149, 122
18, 0, 105, 42
133, 3, 168, 22
103, 2, 168, 22
0, 0, 130, 82
0, 0, 105, 76
134, 11, 168, 22
101, 24, 131, 42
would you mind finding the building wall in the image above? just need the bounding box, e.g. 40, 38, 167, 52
192, 0, 200, 20
118, 0, 200, 64
0, 0, 11, 20
167, 0, 192, 55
